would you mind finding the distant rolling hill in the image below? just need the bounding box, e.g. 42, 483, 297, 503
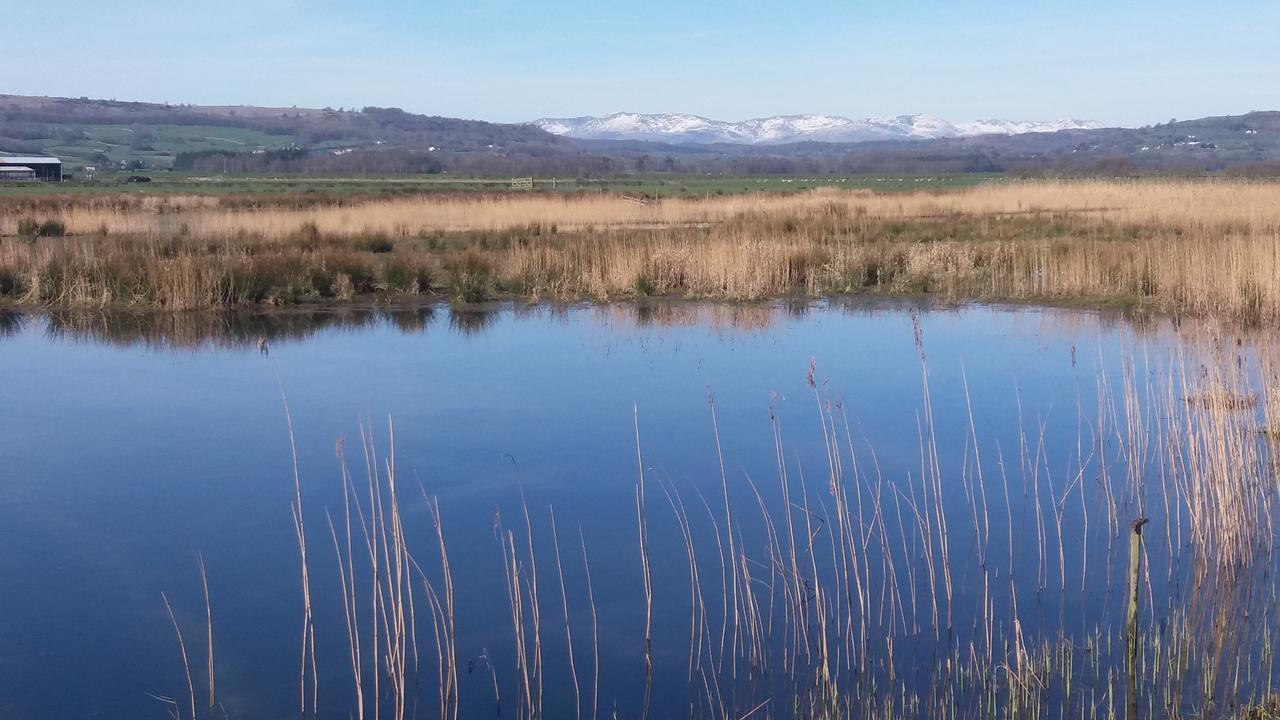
3, 93, 1280, 177
0, 94, 609, 175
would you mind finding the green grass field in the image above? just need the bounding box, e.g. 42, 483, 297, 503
0, 172, 1001, 197
20, 124, 300, 168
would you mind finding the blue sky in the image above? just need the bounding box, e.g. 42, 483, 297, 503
4, 0, 1278, 125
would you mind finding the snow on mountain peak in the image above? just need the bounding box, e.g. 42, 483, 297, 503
531, 112, 1106, 145
955, 118, 1108, 136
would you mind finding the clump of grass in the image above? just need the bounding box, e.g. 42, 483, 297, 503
787, 247, 831, 289
358, 232, 395, 254
633, 274, 656, 297
332, 273, 356, 301
12, 218, 65, 239
214, 255, 316, 306
383, 258, 435, 294
322, 254, 375, 295
441, 250, 494, 303
290, 221, 323, 250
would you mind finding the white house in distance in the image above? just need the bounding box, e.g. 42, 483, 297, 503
0, 156, 62, 181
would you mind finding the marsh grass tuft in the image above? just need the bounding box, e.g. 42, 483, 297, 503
37, 219, 66, 237
633, 273, 656, 297
441, 249, 494, 303
383, 257, 435, 294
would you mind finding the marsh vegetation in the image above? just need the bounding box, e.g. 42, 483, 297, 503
2, 180, 1280, 324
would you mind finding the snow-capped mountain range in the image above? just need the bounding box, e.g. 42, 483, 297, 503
532, 113, 1107, 145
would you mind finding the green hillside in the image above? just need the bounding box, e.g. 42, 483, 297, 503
0, 94, 585, 174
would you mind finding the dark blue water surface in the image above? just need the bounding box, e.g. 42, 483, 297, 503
0, 301, 1269, 719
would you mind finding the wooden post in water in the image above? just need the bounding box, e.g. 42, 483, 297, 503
1127, 517, 1149, 720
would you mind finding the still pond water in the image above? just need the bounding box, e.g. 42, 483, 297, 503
0, 300, 1274, 719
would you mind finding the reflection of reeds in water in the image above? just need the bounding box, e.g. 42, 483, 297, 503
37, 307, 389, 351
618, 302, 781, 334
19, 304, 500, 349
446, 306, 498, 336
0, 309, 25, 337
2, 298, 1226, 356
156, 334, 1280, 719
2, 302, 785, 349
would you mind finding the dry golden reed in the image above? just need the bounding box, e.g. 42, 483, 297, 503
9, 180, 1280, 238
3, 179, 1280, 322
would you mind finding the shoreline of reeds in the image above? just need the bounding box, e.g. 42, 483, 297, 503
4, 179, 1280, 325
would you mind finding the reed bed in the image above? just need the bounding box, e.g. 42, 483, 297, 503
154, 333, 1280, 719
3, 180, 1280, 323
9, 180, 1280, 238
